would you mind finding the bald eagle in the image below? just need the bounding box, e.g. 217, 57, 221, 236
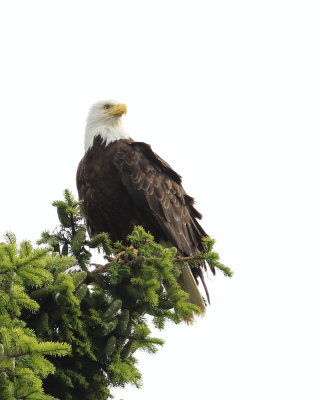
77, 100, 213, 315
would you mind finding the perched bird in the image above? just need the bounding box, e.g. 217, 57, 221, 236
77, 99, 213, 315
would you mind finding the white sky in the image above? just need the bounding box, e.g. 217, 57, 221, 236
1, 1, 320, 399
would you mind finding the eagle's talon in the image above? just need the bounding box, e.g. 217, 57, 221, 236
115, 245, 138, 264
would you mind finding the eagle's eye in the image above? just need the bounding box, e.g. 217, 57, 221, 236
104, 104, 111, 110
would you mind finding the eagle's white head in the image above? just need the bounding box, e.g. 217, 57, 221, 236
85, 99, 129, 151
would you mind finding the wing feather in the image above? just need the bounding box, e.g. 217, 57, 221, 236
113, 141, 207, 256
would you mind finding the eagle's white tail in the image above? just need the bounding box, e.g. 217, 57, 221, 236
179, 263, 206, 323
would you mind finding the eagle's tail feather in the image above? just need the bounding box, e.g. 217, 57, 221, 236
198, 267, 210, 305
179, 263, 206, 324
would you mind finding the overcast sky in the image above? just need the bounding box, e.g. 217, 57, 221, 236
1, 1, 320, 399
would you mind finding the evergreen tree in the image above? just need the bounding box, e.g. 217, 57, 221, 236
0, 190, 232, 399
0, 234, 71, 400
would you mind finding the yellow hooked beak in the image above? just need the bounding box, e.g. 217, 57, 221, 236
106, 103, 127, 116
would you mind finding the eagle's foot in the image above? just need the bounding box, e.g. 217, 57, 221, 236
116, 245, 139, 264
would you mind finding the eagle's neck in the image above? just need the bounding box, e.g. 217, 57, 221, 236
85, 120, 129, 152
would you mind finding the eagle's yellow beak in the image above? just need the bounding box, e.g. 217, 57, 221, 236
106, 103, 127, 116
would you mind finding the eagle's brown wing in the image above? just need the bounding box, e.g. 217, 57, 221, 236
113, 141, 208, 256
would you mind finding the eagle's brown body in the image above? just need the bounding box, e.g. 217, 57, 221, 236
77, 136, 210, 296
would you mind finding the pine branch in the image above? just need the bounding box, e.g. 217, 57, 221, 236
0, 236, 72, 400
